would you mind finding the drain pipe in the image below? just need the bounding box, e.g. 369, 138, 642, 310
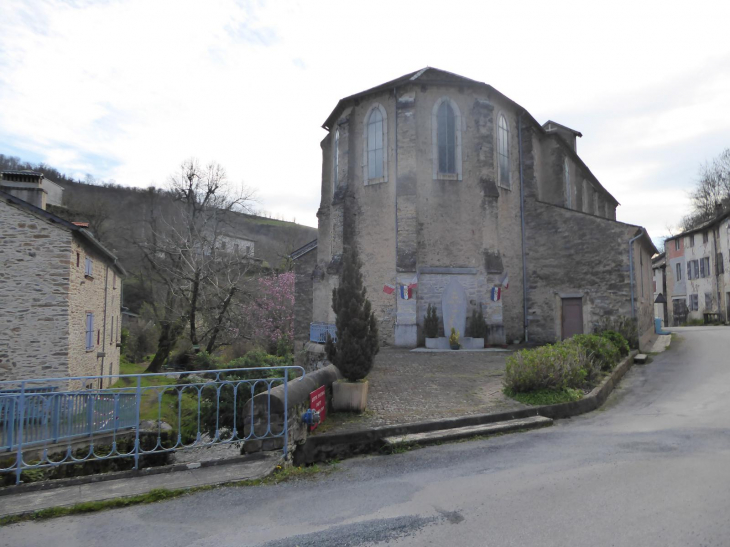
628, 228, 645, 319
518, 112, 528, 343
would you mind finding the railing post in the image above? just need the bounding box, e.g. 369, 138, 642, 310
51, 394, 61, 443
15, 382, 26, 485
283, 372, 288, 459
133, 376, 141, 470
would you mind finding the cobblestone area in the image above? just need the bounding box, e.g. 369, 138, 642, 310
315, 348, 526, 434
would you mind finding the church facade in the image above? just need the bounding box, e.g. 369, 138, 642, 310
300, 68, 657, 348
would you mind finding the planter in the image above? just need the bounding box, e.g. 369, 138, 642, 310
450, 344, 460, 350
332, 379, 369, 413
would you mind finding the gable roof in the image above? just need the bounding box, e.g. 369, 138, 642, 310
321, 67, 619, 206
664, 209, 730, 241
0, 189, 127, 276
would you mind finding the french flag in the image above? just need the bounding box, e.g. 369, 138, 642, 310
383, 284, 395, 295
491, 287, 501, 301
500, 272, 509, 289
399, 285, 410, 300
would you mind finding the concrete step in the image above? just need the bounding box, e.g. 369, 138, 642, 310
382, 415, 553, 450
634, 353, 648, 364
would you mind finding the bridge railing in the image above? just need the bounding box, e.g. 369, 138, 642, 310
0, 365, 304, 485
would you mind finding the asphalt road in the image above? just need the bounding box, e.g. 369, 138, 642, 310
4, 326, 730, 547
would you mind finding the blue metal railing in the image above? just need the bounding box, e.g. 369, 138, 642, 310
310, 322, 337, 344
0, 365, 304, 485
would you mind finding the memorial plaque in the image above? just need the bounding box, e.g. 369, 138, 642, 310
442, 279, 467, 338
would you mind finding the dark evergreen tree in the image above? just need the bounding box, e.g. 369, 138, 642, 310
325, 245, 379, 381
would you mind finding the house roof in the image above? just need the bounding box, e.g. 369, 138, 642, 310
665, 209, 730, 241
652, 252, 666, 267
1, 170, 44, 177
0, 189, 127, 276
321, 67, 619, 206
290, 239, 317, 260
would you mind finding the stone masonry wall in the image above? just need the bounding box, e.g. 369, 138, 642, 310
68, 236, 122, 388
0, 201, 71, 381
293, 248, 316, 344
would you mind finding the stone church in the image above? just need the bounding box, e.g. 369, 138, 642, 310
294, 68, 657, 348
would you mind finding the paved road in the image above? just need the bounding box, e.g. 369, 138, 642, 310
5, 327, 730, 547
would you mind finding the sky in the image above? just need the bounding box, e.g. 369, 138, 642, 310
1, 0, 729, 240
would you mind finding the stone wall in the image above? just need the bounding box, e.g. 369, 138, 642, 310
0, 200, 71, 381
68, 236, 122, 388
293, 248, 316, 344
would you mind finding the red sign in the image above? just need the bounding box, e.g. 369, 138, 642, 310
309, 385, 326, 430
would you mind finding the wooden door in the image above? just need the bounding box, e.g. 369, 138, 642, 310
561, 298, 583, 340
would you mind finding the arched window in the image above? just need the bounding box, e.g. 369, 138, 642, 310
367, 109, 383, 180
437, 101, 456, 174
498, 115, 510, 188
333, 129, 339, 188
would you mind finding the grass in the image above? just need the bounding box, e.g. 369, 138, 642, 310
115, 358, 200, 441
503, 387, 583, 406
0, 462, 336, 527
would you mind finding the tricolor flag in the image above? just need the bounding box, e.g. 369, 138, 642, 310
383, 284, 395, 295
408, 274, 418, 291
491, 286, 501, 301
500, 272, 509, 289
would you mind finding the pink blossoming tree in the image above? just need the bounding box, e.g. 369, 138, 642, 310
243, 272, 295, 352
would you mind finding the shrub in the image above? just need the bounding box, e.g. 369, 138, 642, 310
325, 246, 379, 381
600, 330, 630, 357
449, 328, 460, 347
467, 308, 487, 339
424, 304, 439, 338
594, 316, 638, 350
503, 343, 589, 393
189, 351, 221, 371
569, 334, 621, 372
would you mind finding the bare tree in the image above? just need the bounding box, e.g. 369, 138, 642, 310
685, 148, 730, 229
137, 159, 258, 371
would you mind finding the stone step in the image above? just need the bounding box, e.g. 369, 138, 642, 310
382, 415, 553, 450
634, 353, 648, 364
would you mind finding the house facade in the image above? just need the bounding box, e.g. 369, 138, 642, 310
652, 252, 667, 325
297, 68, 657, 349
0, 184, 125, 388
664, 210, 730, 324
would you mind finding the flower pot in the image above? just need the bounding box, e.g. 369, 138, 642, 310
450, 344, 460, 350
332, 379, 369, 413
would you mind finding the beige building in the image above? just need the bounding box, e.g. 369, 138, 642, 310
298, 68, 657, 348
0, 182, 125, 388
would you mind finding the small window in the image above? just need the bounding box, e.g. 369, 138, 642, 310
85, 313, 94, 350
113, 272, 116, 289
700, 257, 706, 278
437, 101, 456, 174
498, 115, 510, 188
703, 232, 709, 244
689, 294, 699, 311
333, 129, 340, 188
705, 292, 712, 309
676, 262, 682, 281
688, 235, 694, 248
110, 316, 114, 344
704, 257, 711, 277
85, 257, 93, 277
76, 252, 80, 267
718, 253, 724, 274
97, 329, 100, 345
674, 239, 680, 251
367, 109, 384, 180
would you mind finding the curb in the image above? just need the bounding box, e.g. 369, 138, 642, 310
295, 351, 637, 465
0, 451, 269, 498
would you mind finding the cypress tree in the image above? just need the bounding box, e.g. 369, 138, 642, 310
325, 245, 379, 381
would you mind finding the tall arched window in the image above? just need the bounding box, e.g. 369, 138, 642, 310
498, 115, 510, 188
367, 109, 383, 180
437, 101, 456, 174
333, 129, 339, 188
564, 157, 571, 208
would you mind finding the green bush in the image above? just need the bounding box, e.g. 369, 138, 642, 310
467, 308, 487, 339
189, 351, 221, 371
594, 316, 638, 350
569, 334, 621, 372
503, 343, 589, 393
424, 304, 439, 338
600, 330, 630, 357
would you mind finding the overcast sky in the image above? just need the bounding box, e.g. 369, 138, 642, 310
1, 0, 729, 240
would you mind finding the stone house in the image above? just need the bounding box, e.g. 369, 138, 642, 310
652, 252, 667, 325
0, 185, 126, 388
296, 68, 657, 349
664, 210, 730, 324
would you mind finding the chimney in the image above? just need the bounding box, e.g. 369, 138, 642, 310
0, 171, 47, 210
